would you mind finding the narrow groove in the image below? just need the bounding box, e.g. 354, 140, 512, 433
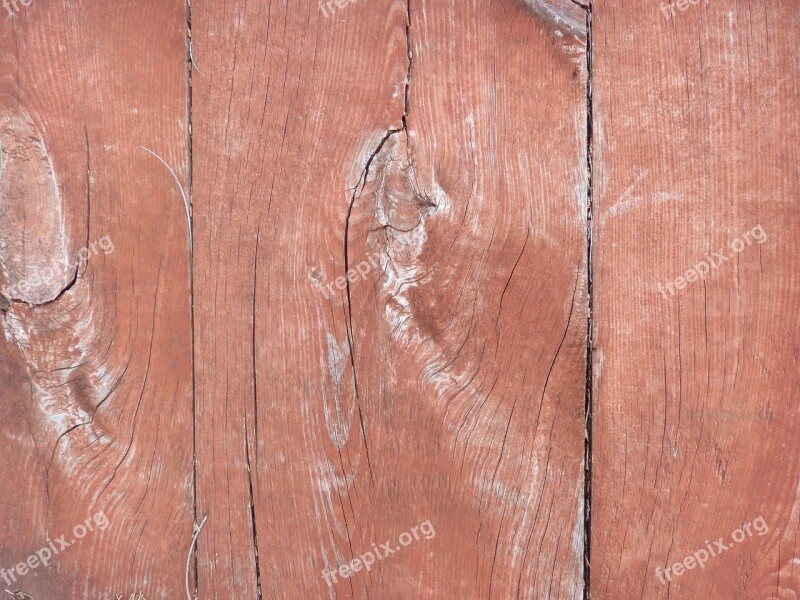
186, 0, 199, 597
403, 0, 412, 129
583, 4, 594, 600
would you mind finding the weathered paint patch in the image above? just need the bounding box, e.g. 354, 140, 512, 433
320, 331, 354, 449
523, 0, 587, 41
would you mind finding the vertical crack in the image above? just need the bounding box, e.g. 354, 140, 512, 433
341, 0, 413, 486
244, 426, 262, 599
583, 4, 594, 600
84, 122, 91, 252
343, 131, 393, 486
403, 0, 412, 128
248, 228, 263, 598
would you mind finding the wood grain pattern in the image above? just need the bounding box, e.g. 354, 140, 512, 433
0, 1, 192, 598
4, 0, 799, 598
192, 0, 588, 597
590, 1, 800, 598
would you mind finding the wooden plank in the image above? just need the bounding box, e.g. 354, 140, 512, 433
192, 0, 589, 597
590, 1, 800, 597
0, 1, 192, 597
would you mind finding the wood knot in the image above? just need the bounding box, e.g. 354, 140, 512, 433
0, 96, 73, 305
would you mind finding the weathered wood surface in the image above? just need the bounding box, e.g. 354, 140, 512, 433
192, 0, 588, 597
1, 0, 799, 598
0, 1, 192, 598
590, 1, 800, 598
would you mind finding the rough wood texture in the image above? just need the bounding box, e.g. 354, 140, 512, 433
192, 0, 588, 597
591, 1, 800, 598
0, 1, 192, 598
5, 0, 799, 598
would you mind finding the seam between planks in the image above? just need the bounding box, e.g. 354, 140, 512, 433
583, 3, 594, 599
185, 0, 200, 597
